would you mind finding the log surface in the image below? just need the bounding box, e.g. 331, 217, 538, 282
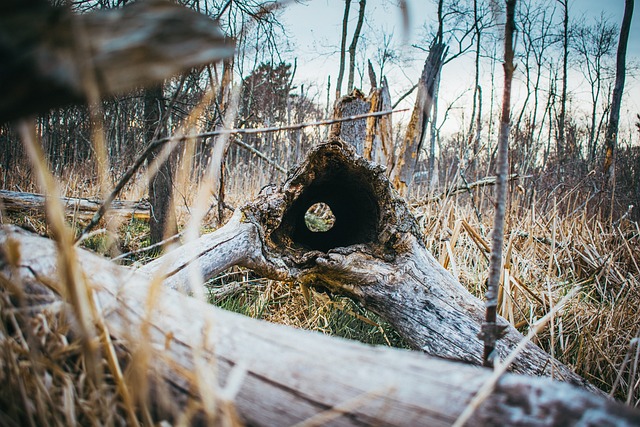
0, 189, 150, 221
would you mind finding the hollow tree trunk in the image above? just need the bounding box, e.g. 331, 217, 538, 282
146, 140, 599, 394
2, 225, 638, 426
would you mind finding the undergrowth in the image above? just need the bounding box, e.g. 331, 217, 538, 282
1, 170, 639, 427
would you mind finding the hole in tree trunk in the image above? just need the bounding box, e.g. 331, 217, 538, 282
304, 203, 336, 232
272, 152, 380, 253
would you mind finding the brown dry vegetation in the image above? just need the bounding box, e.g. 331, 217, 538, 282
1, 154, 639, 426
2, 0, 639, 423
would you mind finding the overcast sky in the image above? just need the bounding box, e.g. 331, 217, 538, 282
279, 0, 639, 136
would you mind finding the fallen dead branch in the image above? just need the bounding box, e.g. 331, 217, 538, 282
0, 189, 149, 222
413, 174, 527, 206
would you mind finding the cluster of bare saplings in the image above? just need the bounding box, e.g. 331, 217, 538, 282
1, 0, 639, 426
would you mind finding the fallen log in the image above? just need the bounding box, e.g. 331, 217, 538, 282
2, 225, 638, 426
145, 140, 599, 394
0, 189, 150, 222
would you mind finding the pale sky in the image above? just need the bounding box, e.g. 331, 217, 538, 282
279, 0, 640, 139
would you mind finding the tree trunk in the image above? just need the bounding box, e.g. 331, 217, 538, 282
330, 90, 370, 155
2, 224, 638, 426
389, 43, 446, 195
481, 0, 516, 369
603, 0, 634, 184
556, 0, 568, 170
144, 141, 599, 394
145, 84, 178, 246
335, 0, 352, 99
466, 0, 481, 178
330, 85, 393, 168
216, 57, 236, 225
364, 78, 394, 168
347, 0, 366, 93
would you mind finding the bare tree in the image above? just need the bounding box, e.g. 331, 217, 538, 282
572, 14, 618, 166
466, 0, 482, 176
336, 0, 352, 99
556, 0, 569, 169
512, 0, 558, 175
347, 0, 366, 92
603, 0, 634, 186
145, 84, 178, 246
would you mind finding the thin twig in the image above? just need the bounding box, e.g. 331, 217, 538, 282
113, 232, 183, 261
232, 137, 287, 174
155, 108, 408, 141
392, 84, 417, 109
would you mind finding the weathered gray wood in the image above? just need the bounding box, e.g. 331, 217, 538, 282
0, 190, 150, 222
0, 0, 234, 123
330, 89, 371, 155
149, 141, 601, 395
140, 210, 289, 290
330, 85, 394, 170
389, 43, 446, 195
2, 225, 638, 426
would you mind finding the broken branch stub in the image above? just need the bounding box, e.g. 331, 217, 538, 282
236, 140, 600, 393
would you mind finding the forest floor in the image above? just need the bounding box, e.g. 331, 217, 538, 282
2, 165, 639, 418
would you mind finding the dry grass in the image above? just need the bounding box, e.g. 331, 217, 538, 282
2, 155, 639, 427
411, 183, 640, 405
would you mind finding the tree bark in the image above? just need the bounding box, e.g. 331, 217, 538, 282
2, 224, 638, 426
330, 90, 371, 156
0, 0, 234, 124
330, 84, 393, 168
603, 0, 634, 184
